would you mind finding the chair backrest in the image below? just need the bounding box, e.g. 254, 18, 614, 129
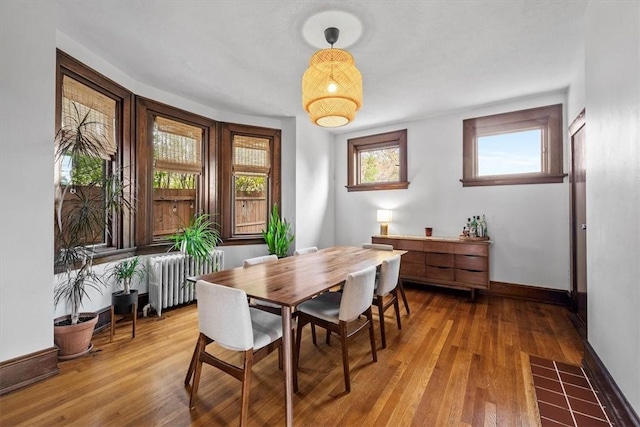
362, 243, 394, 251
339, 266, 377, 322
294, 246, 318, 256
195, 280, 254, 351
243, 254, 278, 267
376, 255, 401, 296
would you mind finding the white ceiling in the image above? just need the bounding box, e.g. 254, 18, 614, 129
56, 1, 587, 132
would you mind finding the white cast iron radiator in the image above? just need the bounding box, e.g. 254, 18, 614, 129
148, 251, 224, 317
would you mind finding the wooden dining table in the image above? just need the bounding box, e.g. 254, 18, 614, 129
191, 245, 406, 427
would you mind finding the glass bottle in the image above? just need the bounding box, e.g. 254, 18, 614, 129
480, 214, 487, 237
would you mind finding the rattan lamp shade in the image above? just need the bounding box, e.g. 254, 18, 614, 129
302, 48, 362, 128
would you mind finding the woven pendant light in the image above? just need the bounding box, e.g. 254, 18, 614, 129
302, 27, 362, 128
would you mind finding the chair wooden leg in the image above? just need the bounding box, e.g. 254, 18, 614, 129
189, 334, 206, 409
393, 291, 402, 330
239, 349, 253, 427
295, 316, 306, 369
366, 308, 377, 363
339, 321, 350, 393
311, 324, 317, 345
377, 298, 387, 349
398, 279, 410, 315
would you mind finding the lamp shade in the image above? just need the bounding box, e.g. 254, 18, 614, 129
302, 48, 362, 128
376, 209, 392, 223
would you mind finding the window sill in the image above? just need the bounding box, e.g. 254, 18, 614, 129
221, 236, 266, 246
461, 173, 567, 187
346, 181, 410, 192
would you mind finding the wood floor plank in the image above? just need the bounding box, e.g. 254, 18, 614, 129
0, 287, 583, 426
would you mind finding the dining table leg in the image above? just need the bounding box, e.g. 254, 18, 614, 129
281, 305, 293, 426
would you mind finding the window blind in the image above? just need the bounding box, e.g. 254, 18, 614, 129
232, 135, 270, 174
153, 116, 202, 174
62, 75, 117, 160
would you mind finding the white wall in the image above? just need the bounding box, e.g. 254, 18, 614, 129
584, 1, 640, 413
334, 93, 571, 290
0, 1, 57, 361
295, 117, 335, 250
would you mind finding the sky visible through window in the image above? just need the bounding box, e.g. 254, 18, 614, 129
477, 129, 542, 176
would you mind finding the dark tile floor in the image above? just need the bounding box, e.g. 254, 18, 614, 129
530, 355, 614, 427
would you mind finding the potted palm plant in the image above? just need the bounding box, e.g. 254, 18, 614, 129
106, 256, 146, 315
262, 203, 294, 258
53, 102, 132, 359
169, 213, 221, 261
168, 213, 222, 285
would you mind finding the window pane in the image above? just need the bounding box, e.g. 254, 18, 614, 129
58, 76, 116, 247
477, 129, 542, 176
152, 117, 201, 238
359, 147, 400, 183
234, 172, 267, 234
232, 134, 270, 236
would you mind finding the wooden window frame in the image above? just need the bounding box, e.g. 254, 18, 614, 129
461, 104, 566, 187
221, 123, 281, 244
56, 50, 135, 256
135, 97, 217, 249
346, 129, 409, 192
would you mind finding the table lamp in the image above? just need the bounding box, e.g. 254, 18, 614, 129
376, 209, 392, 235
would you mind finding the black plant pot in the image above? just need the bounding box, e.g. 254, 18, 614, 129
112, 289, 138, 315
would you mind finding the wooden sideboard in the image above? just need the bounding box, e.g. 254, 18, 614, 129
372, 235, 491, 299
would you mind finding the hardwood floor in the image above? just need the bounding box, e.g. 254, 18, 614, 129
0, 286, 583, 426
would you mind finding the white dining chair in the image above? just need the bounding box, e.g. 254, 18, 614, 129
243, 254, 278, 267
243, 255, 282, 315
362, 243, 411, 315
188, 280, 284, 426
373, 254, 402, 348
293, 246, 319, 345
294, 246, 318, 255
295, 266, 378, 393
362, 243, 394, 250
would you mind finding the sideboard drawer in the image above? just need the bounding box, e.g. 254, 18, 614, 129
453, 243, 488, 256
455, 254, 487, 271
402, 251, 425, 264
425, 252, 454, 268
455, 269, 488, 286
425, 266, 454, 281
401, 262, 425, 278
396, 239, 424, 251
423, 241, 453, 253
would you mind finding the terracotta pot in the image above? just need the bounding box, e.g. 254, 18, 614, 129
54, 312, 98, 360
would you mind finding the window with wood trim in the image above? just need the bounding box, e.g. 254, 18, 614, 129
221, 124, 281, 243
135, 97, 216, 246
347, 129, 409, 191
60, 53, 283, 251
55, 50, 134, 254
461, 104, 565, 187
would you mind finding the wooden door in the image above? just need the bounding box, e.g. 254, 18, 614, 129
569, 110, 587, 336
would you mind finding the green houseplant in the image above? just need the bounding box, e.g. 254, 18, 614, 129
168, 213, 222, 262
168, 213, 222, 288
262, 204, 294, 258
106, 256, 147, 315
53, 102, 132, 359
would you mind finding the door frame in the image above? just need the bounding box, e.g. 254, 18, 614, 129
568, 108, 587, 339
